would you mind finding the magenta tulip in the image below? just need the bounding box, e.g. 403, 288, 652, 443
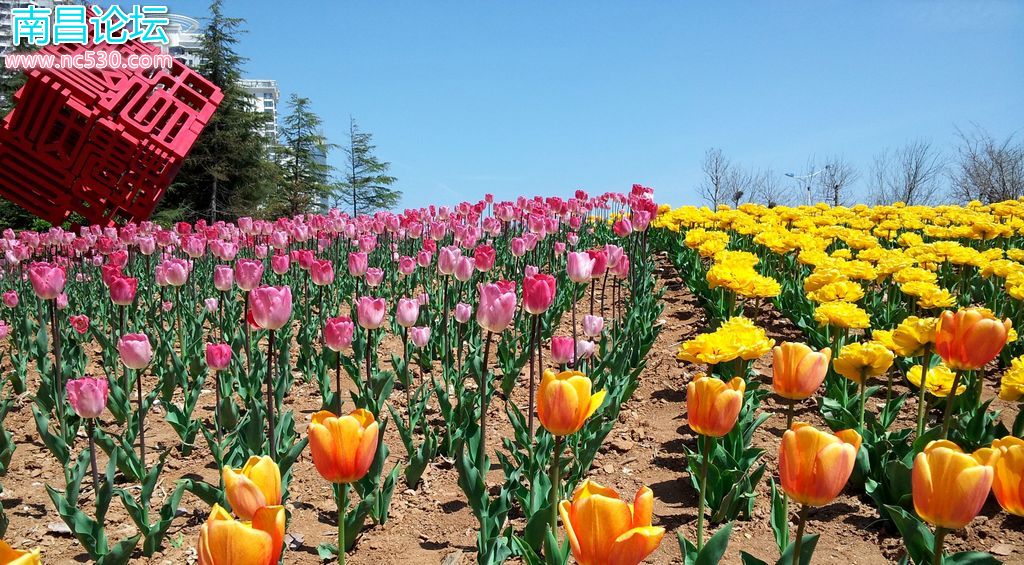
109, 275, 138, 306
2, 291, 17, 308
523, 273, 556, 315
205, 343, 232, 371
324, 316, 355, 351
551, 336, 574, 365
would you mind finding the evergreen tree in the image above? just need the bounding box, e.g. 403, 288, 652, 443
338, 117, 399, 216
273, 95, 333, 216
159, 0, 276, 223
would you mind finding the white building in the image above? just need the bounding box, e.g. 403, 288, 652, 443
161, 13, 202, 69
239, 78, 280, 143
0, 0, 79, 55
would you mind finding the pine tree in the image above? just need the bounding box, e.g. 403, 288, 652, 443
339, 117, 399, 216
273, 95, 333, 216
159, 0, 276, 223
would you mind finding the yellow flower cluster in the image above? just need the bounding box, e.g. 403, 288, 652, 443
706, 250, 781, 299
677, 317, 776, 365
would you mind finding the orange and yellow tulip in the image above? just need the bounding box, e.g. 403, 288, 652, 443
991, 436, 1024, 517
537, 369, 606, 436
912, 440, 995, 529
0, 541, 40, 565
935, 308, 1012, 371
772, 342, 831, 400
779, 423, 861, 506
198, 504, 284, 565
559, 479, 665, 565
686, 375, 744, 438
308, 408, 379, 484
222, 455, 281, 521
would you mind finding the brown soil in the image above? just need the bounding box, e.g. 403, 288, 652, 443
2, 256, 1022, 564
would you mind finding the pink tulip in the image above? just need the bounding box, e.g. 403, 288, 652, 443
137, 236, 156, 255
612, 256, 630, 279
398, 256, 416, 276
554, 241, 566, 256
205, 343, 232, 371
213, 265, 234, 292
0, 320, 9, 340
271, 254, 290, 275
454, 257, 476, 282
605, 244, 624, 270
118, 333, 153, 370
551, 336, 574, 365
613, 218, 633, 237
234, 259, 264, 292
310, 259, 335, 286
357, 297, 387, 330
473, 245, 496, 273
417, 292, 430, 306
56, 293, 68, 310
396, 298, 420, 328
69, 314, 89, 334
576, 339, 596, 360
324, 316, 355, 351
66, 376, 108, 418
523, 273, 556, 315
455, 302, 473, 324
249, 285, 293, 331
410, 326, 431, 348
587, 249, 608, 277
27, 262, 66, 300
566, 252, 595, 283
348, 252, 368, 277
164, 258, 191, 287
205, 298, 219, 312
366, 268, 384, 288
582, 315, 604, 337
109, 275, 137, 306
510, 237, 527, 257
417, 250, 432, 268
438, 246, 461, 276
161, 300, 173, 312
476, 281, 517, 333
2, 291, 17, 308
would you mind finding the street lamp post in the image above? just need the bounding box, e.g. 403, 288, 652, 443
785, 165, 831, 206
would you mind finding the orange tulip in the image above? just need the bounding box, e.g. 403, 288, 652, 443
991, 436, 1024, 517
912, 440, 995, 529
222, 455, 281, 521
537, 369, 606, 436
772, 342, 831, 400
198, 504, 285, 565
559, 479, 665, 565
935, 308, 1012, 371
308, 408, 379, 484
779, 423, 861, 506
0, 541, 41, 565
686, 375, 745, 437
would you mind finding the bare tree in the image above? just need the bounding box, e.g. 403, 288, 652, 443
951, 127, 1024, 203
699, 148, 730, 207
726, 167, 756, 207
753, 169, 792, 207
869, 140, 946, 205
814, 156, 859, 207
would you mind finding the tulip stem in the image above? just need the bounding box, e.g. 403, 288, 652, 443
137, 367, 146, 469
338, 482, 349, 564
335, 352, 343, 415
697, 434, 715, 550
940, 371, 964, 439
916, 349, 932, 438
932, 527, 947, 565
477, 331, 494, 475
549, 435, 564, 535
267, 329, 277, 460
527, 315, 540, 445
87, 418, 99, 495
571, 284, 579, 368
50, 300, 65, 443
858, 379, 867, 432
792, 504, 809, 565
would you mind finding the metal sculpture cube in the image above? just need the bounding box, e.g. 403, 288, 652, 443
0, 40, 222, 226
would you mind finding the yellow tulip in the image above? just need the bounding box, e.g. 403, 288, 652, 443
559, 479, 665, 565
912, 440, 994, 530
906, 364, 965, 398
833, 341, 894, 385
0, 541, 40, 565
198, 504, 284, 565
999, 356, 1024, 402
537, 369, 606, 436
222, 456, 281, 521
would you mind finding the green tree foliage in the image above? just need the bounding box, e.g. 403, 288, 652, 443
272, 94, 333, 217
338, 117, 400, 216
158, 0, 277, 224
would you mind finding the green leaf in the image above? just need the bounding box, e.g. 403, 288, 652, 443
769, 479, 789, 555
776, 533, 819, 565
884, 504, 934, 565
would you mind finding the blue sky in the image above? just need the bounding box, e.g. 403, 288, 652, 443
161, 0, 1022, 209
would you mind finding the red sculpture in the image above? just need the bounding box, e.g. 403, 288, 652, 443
0, 40, 222, 226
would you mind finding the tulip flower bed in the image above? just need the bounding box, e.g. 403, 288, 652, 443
0, 186, 683, 564
650, 201, 1024, 564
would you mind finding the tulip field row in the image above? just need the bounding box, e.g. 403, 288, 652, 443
0, 191, 1021, 564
